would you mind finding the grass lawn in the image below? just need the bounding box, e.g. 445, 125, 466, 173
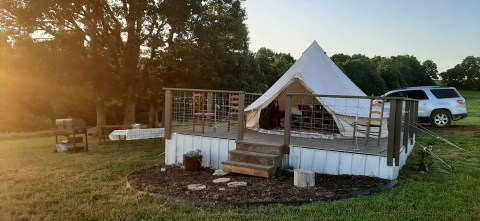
1, 92, 480, 220
453, 90, 480, 126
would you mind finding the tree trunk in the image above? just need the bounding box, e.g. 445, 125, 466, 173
96, 100, 106, 127
148, 103, 157, 128
123, 97, 136, 125
157, 108, 165, 127
96, 100, 106, 137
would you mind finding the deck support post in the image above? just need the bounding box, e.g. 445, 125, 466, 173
404, 101, 411, 153
387, 99, 403, 166
284, 95, 292, 148
237, 92, 245, 141
393, 100, 403, 166
164, 89, 172, 139
408, 100, 415, 145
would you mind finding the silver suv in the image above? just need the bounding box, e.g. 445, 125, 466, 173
384, 86, 468, 127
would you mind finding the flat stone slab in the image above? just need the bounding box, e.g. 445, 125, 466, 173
227, 181, 247, 188
294, 169, 315, 188
160, 168, 166, 172
218, 188, 226, 191
187, 184, 206, 191
213, 178, 231, 183
213, 169, 230, 176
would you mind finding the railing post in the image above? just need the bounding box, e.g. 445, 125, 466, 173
393, 100, 403, 166
284, 95, 292, 148
387, 100, 396, 166
413, 100, 419, 124
237, 92, 245, 141
408, 100, 414, 145
164, 89, 172, 139
387, 99, 403, 166
404, 101, 411, 153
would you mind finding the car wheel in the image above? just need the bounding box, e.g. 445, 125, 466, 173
430, 110, 451, 127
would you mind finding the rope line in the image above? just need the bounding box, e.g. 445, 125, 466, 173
409, 122, 474, 155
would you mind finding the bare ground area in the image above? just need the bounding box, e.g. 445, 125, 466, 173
127, 166, 390, 206
421, 124, 480, 136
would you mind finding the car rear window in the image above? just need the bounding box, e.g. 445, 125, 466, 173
430, 89, 460, 99
406, 90, 428, 100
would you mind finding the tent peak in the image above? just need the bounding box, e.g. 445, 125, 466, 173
304, 40, 326, 55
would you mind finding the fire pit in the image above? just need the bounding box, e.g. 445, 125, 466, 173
55, 118, 89, 152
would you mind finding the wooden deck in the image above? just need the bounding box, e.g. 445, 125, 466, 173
175, 129, 388, 157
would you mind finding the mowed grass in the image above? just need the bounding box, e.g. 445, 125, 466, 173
453, 90, 480, 126
0, 92, 479, 220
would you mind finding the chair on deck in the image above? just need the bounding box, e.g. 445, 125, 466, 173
227, 94, 240, 132
192, 92, 215, 133
353, 98, 385, 146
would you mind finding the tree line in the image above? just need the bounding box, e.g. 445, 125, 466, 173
0, 1, 478, 132
1, 0, 259, 131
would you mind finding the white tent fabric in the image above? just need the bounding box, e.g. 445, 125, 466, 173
245, 41, 387, 138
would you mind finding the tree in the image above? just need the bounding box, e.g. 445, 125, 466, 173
0, 0, 209, 125
440, 56, 480, 90
158, 0, 261, 92
392, 55, 434, 86
332, 54, 386, 95
331, 53, 351, 65
422, 60, 439, 81
440, 64, 465, 89
376, 57, 404, 91
254, 47, 295, 89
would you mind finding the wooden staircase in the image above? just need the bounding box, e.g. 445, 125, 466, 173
222, 141, 284, 178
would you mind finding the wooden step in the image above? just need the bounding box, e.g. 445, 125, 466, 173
222, 160, 275, 178
229, 150, 282, 166
235, 141, 284, 155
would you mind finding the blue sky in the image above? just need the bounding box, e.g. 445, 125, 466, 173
243, 0, 480, 72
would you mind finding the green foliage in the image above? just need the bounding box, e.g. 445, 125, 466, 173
332, 54, 439, 94
158, 0, 261, 92
422, 60, 439, 80
333, 54, 386, 95
184, 149, 202, 157
0, 0, 256, 131
255, 47, 295, 89
418, 147, 433, 172
440, 56, 480, 91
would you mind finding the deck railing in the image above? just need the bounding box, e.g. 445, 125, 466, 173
163, 88, 417, 167
163, 88, 261, 140
284, 93, 418, 166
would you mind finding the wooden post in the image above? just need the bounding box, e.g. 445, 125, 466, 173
393, 100, 403, 166
284, 95, 292, 147
387, 100, 396, 166
85, 130, 88, 151
237, 92, 245, 141
404, 101, 411, 153
414, 101, 419, 123
164, 89, 172, 139
408, 100, 415, 145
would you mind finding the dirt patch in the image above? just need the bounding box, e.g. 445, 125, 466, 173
421, 124, 480, 136
127, 166, 391, 206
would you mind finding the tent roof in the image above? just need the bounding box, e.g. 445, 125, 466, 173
245, 41, 366, 112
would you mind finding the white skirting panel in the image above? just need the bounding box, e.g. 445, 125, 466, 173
165, 133, 236, 170
287, 143, 415, 180
165, 133, 416, 180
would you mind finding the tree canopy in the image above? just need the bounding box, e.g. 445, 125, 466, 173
332, 54, 438, 95
440, 56, 480, 91
0, 0, 256, 130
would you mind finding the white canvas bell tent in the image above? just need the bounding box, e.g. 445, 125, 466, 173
245, 41, 387, 138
